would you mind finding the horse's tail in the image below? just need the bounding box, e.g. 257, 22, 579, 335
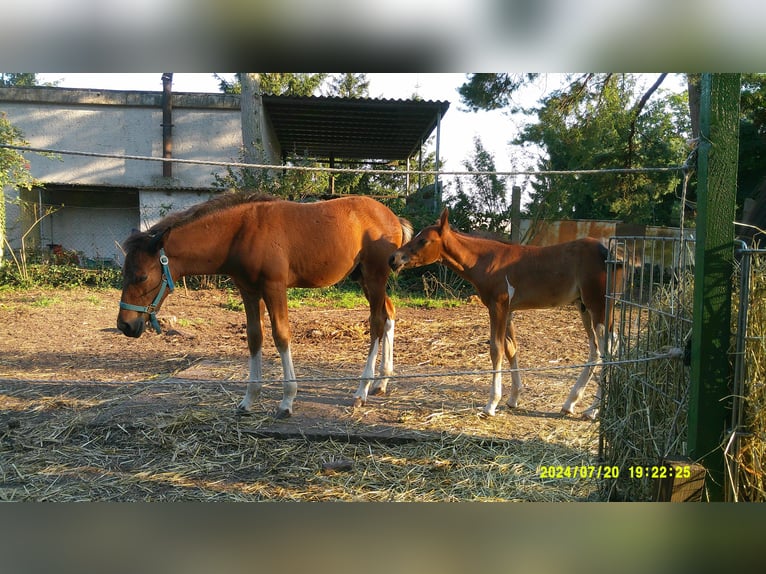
598, 239, 642, 269
399, 217, 414, 245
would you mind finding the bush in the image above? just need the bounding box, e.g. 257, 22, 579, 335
0, 262, 122, 289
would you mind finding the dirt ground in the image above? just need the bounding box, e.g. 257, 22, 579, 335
0, 287, 603, 500
0, 288, 595, 428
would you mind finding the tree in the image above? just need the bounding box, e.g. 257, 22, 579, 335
458, 73, 539, 112
0, 73, 38, 87
737, 74, 766, 211
216, 73, 327, 96
446, 137, 509, 232
1, 112, 36, 261
326, 73, 370, 98
460, 73, 688, 226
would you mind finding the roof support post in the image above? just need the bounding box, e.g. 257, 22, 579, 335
434, 111, 442, 210
161, 73, 173, 178
688, 73, 741, 500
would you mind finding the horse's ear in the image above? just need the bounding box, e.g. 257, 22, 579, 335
438, 208, 450, 229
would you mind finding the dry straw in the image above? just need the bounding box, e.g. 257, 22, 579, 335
1, 378, 602, 502
727, 249, 766, 501
600, 270, 693, 501
601, 240, 765, 501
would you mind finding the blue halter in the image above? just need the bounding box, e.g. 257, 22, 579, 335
119, 248, 175, 334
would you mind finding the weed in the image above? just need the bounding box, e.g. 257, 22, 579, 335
30, 296, 61, 308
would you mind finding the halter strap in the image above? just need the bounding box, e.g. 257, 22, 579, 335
119, 248, 175, 334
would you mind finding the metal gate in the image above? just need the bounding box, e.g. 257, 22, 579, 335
599, 236, 766, 501
599, 235, 695, 501
726, 245, 766, 502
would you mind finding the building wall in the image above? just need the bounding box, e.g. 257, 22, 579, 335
1, 86, 281, 262
1, 87, 248, 188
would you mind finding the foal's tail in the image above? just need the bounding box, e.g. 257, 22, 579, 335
601, 241, 642, 269
598, 239, 642, 269
399, 217, 414, 245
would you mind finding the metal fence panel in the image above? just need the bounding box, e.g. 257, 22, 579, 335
599, 236, 695, 501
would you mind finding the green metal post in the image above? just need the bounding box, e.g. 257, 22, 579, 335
688, 73, 741, 501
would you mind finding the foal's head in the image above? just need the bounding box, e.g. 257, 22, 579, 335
117, 229, 173, 338
389, 208, 451, 272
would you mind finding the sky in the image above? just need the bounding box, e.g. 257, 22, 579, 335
35, 72, 686, 203
35, 72, 545, 178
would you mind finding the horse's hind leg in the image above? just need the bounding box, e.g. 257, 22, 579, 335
353, 274, 392, 406
504, 316, 524, 409
238, 295, 266, 412
580, 321, 606, 420
372, 295, 395, 394
263, 284, 297, 419
562, 306, 602, 418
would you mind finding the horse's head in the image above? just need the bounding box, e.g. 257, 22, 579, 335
389, 208, 450, 272
117, 229, 175, 337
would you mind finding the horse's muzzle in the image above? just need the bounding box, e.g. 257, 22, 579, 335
389, 251, 409, 273
117, 316, 146, 338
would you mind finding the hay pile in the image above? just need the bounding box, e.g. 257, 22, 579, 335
599, 266, 694, 501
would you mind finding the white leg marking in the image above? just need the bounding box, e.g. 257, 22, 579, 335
277, 346, 297, 415
563, 323, 602, 416
483, 368, 503, 417
353, 338, 379, 406
582, 323, 606, 420
505, 276, 515, 301
372, 318, 395, 395
238, 349, 263, 411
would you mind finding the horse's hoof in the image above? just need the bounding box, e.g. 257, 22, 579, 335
370, 387, 386, 397
352, 397, 365, 408
275, 408, 292, 420
478, 410, 493, 419
506, 402, 519, 410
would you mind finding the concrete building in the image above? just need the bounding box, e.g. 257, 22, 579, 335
1, 84, 448, 266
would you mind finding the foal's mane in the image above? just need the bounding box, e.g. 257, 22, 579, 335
123, 191, 279, 253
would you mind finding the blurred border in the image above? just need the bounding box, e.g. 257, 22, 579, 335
2, 0, 762, 71
1, 503, 763, 573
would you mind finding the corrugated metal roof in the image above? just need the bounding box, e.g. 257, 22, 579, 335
262, 94, 450, 161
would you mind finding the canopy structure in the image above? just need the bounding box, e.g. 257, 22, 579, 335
262, 94, 450, 163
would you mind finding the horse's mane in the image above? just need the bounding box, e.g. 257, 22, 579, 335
123, 191, 279, 252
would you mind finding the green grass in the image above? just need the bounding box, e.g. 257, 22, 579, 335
30, 296, 61, 308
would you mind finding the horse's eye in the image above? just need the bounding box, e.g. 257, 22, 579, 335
136, 274, 148, 284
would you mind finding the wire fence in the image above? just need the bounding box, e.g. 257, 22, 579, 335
2, 143, 689, 267
10, 143, 764, 501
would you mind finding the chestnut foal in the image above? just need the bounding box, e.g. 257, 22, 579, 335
390, 209, 625, 419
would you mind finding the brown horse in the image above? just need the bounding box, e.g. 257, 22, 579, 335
389, 208, 626, 419
118, 192, 412, 419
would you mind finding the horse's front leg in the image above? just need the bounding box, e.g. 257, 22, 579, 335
481, 304, 508, 418
238, 295, 266, 412
264, 285, 297, 419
